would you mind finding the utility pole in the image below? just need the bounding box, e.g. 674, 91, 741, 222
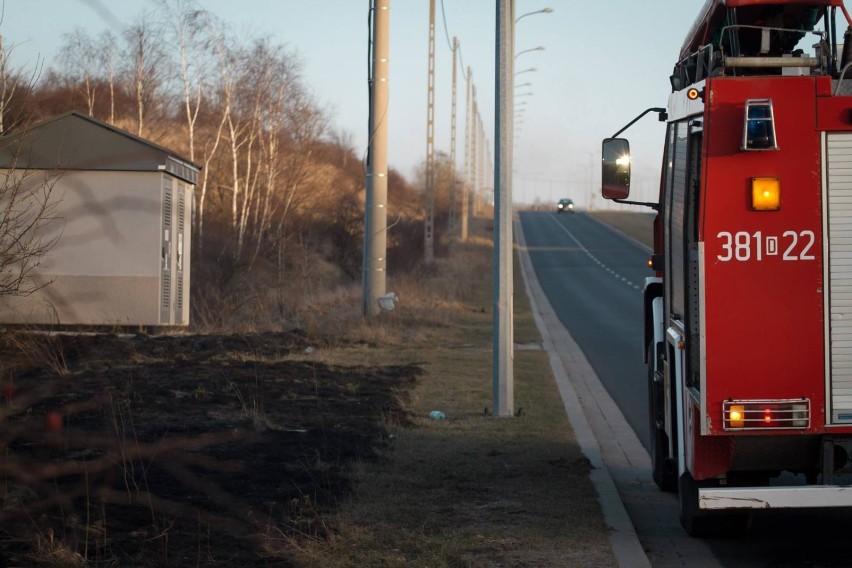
486, 128, 494, 209
471, 86, 479, 219
479, 112, 487, 214
448, 36, 459, 235
478, 109, 487, 215
424, 0, 436, 264
362, 0, 390, 317
461, 66, 471, 241
493, 0, 514, 417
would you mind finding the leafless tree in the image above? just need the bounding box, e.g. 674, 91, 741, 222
211, 32, 245, 250
0, 34, 38, 135
267, 89, 328, 264
123, 15, 168, 137
0, 27, 58, 297
0, 36, 10, 133
234, 38, 288, 259
0, 154, 62, 297
58, 28, 100, 116
156, 0, 214, 163
97, 30, 119, 124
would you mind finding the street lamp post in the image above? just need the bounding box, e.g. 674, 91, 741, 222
515, 7, 553, 23
493, 2, 553, 417
577, 149, 600, 211
493, 0, 515, 418
514, 46, 545, 59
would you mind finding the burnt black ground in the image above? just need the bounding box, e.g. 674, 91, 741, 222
0, 331, 419, 566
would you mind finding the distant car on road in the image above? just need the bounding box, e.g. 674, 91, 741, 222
556, 198, 574, 213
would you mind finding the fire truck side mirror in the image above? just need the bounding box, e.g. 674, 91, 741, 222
601, 138, 631, 200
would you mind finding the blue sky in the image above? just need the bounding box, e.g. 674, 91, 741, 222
0, 1, 727, 208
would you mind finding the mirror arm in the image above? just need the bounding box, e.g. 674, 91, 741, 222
611, 107, 668, 138
614, 198, 660, 211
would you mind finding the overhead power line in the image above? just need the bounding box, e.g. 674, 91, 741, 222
440, 0, 467, 74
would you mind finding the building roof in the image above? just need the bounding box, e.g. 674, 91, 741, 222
0, 111, 200, 185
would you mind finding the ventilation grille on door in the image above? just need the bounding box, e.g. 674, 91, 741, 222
826, 133, 852, 423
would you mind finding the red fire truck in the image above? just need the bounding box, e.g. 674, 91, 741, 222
602, 0, 852, 535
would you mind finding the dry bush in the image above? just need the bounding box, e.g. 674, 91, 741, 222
289, 236, 493, 346
189, 197, 462, 335
191, 230, 490, 344
5, 331, 70, 377
191, 269, 264, 332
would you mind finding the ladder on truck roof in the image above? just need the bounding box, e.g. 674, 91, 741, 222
673, 0, 849, 89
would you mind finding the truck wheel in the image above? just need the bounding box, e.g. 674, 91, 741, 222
648, 343, 677, 492
678, 471, 752, 537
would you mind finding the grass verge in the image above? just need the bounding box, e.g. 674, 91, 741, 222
291, 223, 616, 567
587, 210, 654, 248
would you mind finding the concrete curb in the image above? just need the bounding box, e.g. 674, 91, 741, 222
515, 216, 651, 568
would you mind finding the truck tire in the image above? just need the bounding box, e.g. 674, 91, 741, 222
678, 471, 751, 537
648, 343, 677, 492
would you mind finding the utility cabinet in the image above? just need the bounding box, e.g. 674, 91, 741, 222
0, 112, 198, 326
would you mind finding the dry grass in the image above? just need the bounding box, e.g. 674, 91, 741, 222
285, 220, 617, 567
284, 235, 496, 348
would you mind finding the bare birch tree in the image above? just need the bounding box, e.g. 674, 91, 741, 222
220, 39, 327, 263
58, 28, 99, 116
156, 0, 213, 163
233, 39, 281, 259
211, 35, 244, 247
123, 16, 167, 138
97, 30, 119, 124
268, 90, 327, 273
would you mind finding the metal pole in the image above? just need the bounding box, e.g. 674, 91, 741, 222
424, 0, 436, 264
588, 151, 595, 211
479, 113, 486, 214
362, 0, 390, 317
477, 108, 484, 215
471, 86, 479, 218
448, 37, 458, 235
461, 66, 471, 241
485, 124, 492, 211
493, 0, 514, 417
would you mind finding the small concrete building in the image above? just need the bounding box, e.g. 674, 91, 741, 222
0, 112, 198, 326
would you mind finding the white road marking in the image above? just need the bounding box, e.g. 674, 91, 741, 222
549, 215, 641, 292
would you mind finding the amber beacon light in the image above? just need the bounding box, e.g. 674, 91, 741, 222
751, 177, 780, 211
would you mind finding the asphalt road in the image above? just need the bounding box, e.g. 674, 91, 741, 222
520, 210, 852, 568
